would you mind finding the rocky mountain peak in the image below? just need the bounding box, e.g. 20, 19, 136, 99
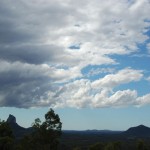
7, 114, 16, 124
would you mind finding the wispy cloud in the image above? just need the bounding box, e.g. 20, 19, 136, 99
146, 76, 150, 81
86, 68, 116, 77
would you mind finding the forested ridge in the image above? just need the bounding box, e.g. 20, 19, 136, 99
1, 109, 150, 150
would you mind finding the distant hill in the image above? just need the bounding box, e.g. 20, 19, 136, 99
63, 129, 122, 135
123, 124, 150, 137
6, 114, 33, 139
6, 114, 150, 139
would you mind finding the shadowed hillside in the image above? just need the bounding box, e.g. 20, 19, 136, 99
2, 114, 150, 150
6, 114, 33, 139
123, 124, 150, 136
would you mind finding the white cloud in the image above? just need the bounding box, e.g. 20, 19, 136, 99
49, 66, 82, 83
54, 77, 150, 108
52, 68, 147, 108
136, 93, 150, 106
92, 68, 143, 89
54, 79, 92, 108
92, 90, 150, 108
92, 89, 138, 108
0, 0, 150, 108
146, 76, 150, 81
0, 61, 148, 108
1, 0, 149, 69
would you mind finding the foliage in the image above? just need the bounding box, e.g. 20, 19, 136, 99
89, 141, 121, 150
104, 142, 121, 150
89, 142, 105, 150
0, 120, 14, 150
20, 108, 62, 150
137, 139, 148, 150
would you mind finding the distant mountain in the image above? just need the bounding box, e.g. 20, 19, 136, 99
7, 114, 16, 124
123, 125, 150, 137
6, 114, 33, 139
63, 125, 150, 137
6, 114, 150, 139
85, 129, 122, 134
63, 129, 122, 135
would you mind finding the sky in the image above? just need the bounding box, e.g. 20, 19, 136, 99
0, 0, 150, 130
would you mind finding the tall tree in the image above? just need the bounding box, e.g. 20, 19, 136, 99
20, 108, 62, 150
33, 108, 62, 149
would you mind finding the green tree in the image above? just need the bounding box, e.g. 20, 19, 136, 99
137, 139, 148, 150
20, 108, 62, 150
0, 120, 14, 150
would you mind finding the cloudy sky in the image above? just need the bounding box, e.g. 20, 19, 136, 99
0, 0, 150, 130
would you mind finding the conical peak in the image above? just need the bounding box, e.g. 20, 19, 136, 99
7, 114, 16, 124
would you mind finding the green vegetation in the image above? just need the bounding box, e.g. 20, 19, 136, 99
89, 142, 105, 150
0, 109, 62, 150
136, 139, 148, 150
89, 141, 121, 150
72, 140, 150, 150
0, 119, 14, 150
1, 110, 150, 150
62, 133, 150, 150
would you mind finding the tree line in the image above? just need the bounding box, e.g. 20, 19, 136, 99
0, 109, 150, 150
0, 108, 62, 150
73, 140, 149, 150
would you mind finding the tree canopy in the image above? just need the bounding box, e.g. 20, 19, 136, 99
20, 108, 62, 150
0, 120, 14, 150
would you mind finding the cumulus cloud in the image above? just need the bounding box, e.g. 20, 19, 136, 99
0, 60, 82, 108
92, 68, 143, 89
136, 94, 150, 106
53, 68, 150, 108
92, 89, 138, 108
53, 81, 150, 109
0, 0, 150, 108
0, 61, 56, 108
